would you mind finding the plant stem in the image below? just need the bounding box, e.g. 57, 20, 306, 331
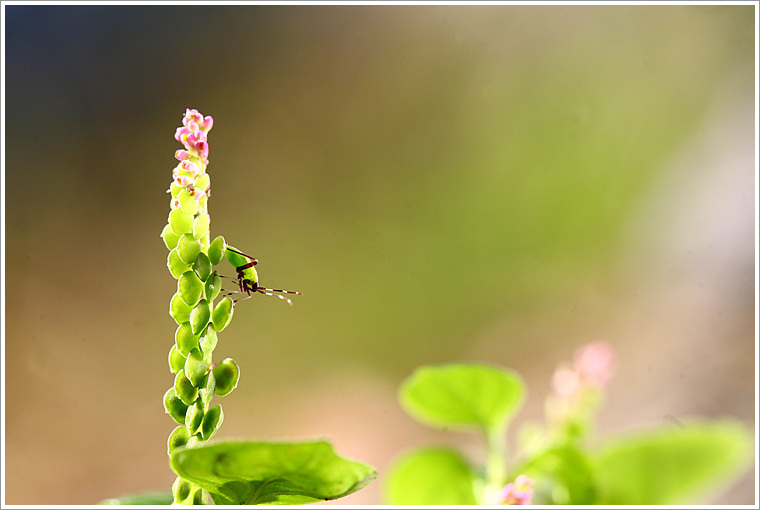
482, 427, 507, 505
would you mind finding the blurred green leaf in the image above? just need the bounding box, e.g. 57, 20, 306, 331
399, 363, 525, 434
170, 440, 376, 505
592, 419, 753, 504
384, 447, 478, 505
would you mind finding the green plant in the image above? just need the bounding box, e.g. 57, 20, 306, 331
384, 343, 753, 505
102, 109, 375, 505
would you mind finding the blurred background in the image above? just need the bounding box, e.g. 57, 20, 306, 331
3, 4, 756, 505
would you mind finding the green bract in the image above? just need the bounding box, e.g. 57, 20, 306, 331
200, 404, 223, 441
167, 249, 192, 279
169, 208, 194, 235
212, 358, 239, 397
178, 271, 203, 307
199, 325, 218, 360
185, 401, 204, 435
169, 293, 192, 324
194, 253, 212, 282
177, 188, 200, 216
161, 224, 180, 250
211, 297, 233, 332
192, 213, 210, 240
163, 388, 189, 425
177, 234, 202, 264
175, 323, 199, 357
174, 370, 199, 406
190, 299, 211, 335
169, 344, 186, 374
208, 236, 226, 265
204, 273, 221, 302
168, 426, 191, 455
184, 349, 207, 387
170, 440, 377, 505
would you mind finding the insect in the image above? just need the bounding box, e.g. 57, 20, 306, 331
221, 246, 302, 305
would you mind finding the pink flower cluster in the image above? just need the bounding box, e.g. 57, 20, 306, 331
500, 475, 534, 505
175, 108, 213, 163
171, 109, 214, 202
551, 341, 616, 398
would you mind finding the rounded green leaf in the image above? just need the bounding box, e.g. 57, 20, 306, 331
205, 272, 221, 302
168, 208, 194, 235
184, 349, 208, 387
169, 182, 183, 198
194, 253, 212, 282
200, 404, 224, 441
164, 388, 189, 425
185, 401, 204, 436
192, 213, 210, 240
170, 440, 377, 505
190, 299, 211, 335
592, 419, 754, 505
384, 447, 477, 505
177, 188, 200, 216
399, 363, 525, 434
168, 425, 191, 455
199, 371, 216, 407
170, 293, 193, 325
208, 236, 226, 265
161, 224, 180, 250
213, 358, 240, 397
211, 297, 234, 332
174, 370, 199, 405
178, 271, 203, 307
177, 234, 201, 264
175, 322, 199, 357
167, 249, 192, 279
199, 325, 218, 359
168, 344, 186, 374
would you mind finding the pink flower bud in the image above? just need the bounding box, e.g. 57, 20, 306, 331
573, 341, 616, 388
500, 475, 535, 505
175, 150, 190, 161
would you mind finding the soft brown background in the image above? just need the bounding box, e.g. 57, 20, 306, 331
4, 4, 756, 505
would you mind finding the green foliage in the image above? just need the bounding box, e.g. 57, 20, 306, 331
170, 440, 377, 505
386, 357, 753, 505
211, 297, 234, 332
591, 420, 754, 505
208, 236, 226, 265
212, 358, 240, 397
384, 448, 478, 505
399, 363, 525, 434
99, 490, 174, 505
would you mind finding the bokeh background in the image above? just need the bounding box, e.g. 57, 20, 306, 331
3, 4, 756, 505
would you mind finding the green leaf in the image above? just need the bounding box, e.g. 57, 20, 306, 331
174, 370, 199, 405
170, 440, 376, 505
168, 344, 186, 374
384, 447, 478, 505
399, 363, 525, 434
99, 490, 173, 505
199, 324, 218, 360
208, 236, 226, 265
592, 419, 753, 505
185, 401, 204, 436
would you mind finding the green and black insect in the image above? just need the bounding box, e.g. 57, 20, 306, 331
222, 246, 302, 306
